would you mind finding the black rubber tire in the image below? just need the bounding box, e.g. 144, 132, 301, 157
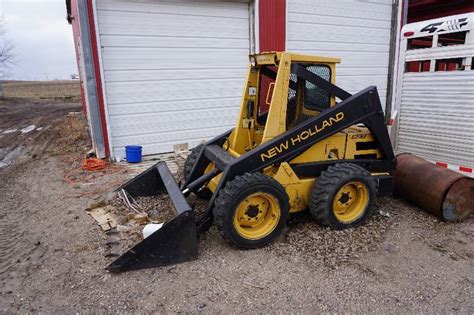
213, 173, 290, 249
310, 163, 377, 230
183, 144, 212, 199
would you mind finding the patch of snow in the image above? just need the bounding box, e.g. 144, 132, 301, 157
3, 129, 18, 134
21, 125, 36, 134
0, 146, 24, 168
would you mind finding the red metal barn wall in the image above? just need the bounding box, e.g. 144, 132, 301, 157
259, 0, 286, 51
408, 0, 474, 23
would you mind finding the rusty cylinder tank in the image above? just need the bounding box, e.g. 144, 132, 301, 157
394, 153, 474, 221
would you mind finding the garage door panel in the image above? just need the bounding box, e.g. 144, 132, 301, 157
106, 78, 244, 105
336, 67, 389, 76
109, 107, 237, 137
288, 23, 390, 44
111, 126, 229, 145
97, 0, 249, 19
102, 48, 248, 71
289, 12, 391, 29
289, 41, 389, 53
288, 0, 392, 21
337, 76, 387, 92
101, 35, 249, 49
96, 0, 250, 158
107, 97, 241, 116
98, 10, 248, 38
105, 68, 246, 83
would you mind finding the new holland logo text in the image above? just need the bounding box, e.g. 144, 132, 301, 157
260, 112, 345, 162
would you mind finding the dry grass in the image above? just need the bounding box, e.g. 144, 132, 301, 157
46, 114, 91, 156
2, 80, 81, 101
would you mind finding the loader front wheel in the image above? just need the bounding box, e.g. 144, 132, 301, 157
310, 163, 377, 229
213, 173, 289, 249
183, 144, 212, 199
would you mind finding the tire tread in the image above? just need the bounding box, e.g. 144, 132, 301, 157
310, 163, 378, 229
213, 173, 289, 248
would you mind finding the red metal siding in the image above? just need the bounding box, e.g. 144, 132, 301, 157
87, 0, 110, 157
259, 0, 286, 52
408, 0, 474, 23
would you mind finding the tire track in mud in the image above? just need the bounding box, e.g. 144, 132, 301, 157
0, 164, 46, 293
0, 101, 82, 285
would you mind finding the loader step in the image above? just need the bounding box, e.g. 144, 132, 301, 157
204, 145, 234, 171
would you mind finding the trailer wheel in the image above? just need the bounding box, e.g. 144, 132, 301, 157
183, 144, 212, 199
310, 163, 377, 229
213, 173, 289, 248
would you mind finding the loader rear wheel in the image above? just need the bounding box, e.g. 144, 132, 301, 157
183, 144, 212, 199
310, 163, 377, 229
213, 173, 289, 249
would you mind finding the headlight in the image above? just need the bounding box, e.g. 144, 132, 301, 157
249, 56, 257, 68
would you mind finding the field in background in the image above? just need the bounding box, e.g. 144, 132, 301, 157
2, 80, 81, 101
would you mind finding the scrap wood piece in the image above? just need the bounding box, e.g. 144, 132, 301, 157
86, 205, 119, 231
173, 143, 189, 160
126, 212, 149, 225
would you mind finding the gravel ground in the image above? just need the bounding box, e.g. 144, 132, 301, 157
268, 205, 393, 269
1, 98, 473, 313
106, 180, 395, 271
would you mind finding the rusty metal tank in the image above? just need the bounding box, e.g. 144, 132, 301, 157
394, 153, 474, 221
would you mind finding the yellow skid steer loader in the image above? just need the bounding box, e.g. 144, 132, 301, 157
108, 52, 396, 272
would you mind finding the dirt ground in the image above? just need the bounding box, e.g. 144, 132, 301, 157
2, 81, 81, 101
0, 84, 473, 313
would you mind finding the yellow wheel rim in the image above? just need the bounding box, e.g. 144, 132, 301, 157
233, 192, 281, 240
332, 181, 369, 223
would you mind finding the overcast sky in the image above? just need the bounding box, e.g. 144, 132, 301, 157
1, 0, 77, 80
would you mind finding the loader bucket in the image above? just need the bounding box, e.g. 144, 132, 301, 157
107, 161, 198, 273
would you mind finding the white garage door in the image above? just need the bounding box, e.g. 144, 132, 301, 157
95, 0, 251, 159
287, 0, 393, 106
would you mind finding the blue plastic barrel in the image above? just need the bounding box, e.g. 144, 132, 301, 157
125, 145, 142, 163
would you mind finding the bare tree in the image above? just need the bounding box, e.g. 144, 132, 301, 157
1, 20, 15, 68
0, 41, 15, 70
0, 18, 16, 96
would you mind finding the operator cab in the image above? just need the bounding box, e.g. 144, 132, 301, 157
229, 52, 340, 154
256, 62, 334, 129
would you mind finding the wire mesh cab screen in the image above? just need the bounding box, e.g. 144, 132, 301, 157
303, 65, 331, 111
257, 64, 332, 126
